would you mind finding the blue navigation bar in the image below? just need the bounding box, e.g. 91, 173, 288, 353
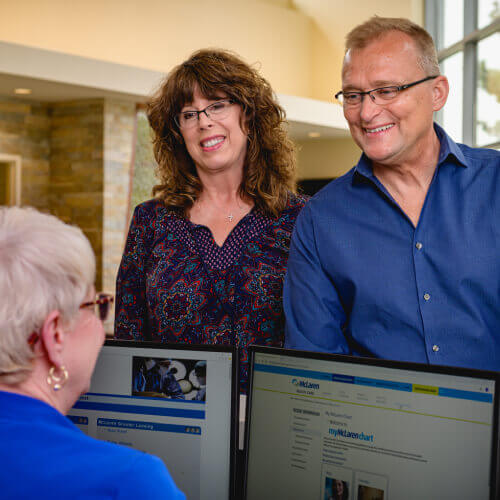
439, 387, 493, 403
355, 377, 412, 392
332, 374, 354, 384
97, 418, 202, 435
73, 401, 205, 419
254, 364, 492, 403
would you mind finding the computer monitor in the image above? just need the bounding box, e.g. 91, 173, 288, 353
68, 340, 238, 500
244, 346, 499, 500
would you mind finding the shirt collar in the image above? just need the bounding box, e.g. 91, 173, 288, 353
434, 123, 468, 167
353, 122, 469, 184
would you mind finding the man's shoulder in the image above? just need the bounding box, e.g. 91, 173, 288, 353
457, 142, 500, 166
307, 167, 358, 207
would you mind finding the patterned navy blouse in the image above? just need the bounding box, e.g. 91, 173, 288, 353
114, 195, 307, 391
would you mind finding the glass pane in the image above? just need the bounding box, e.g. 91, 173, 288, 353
440, 52, 464, 143
130, 111, 157, 217
439, 0, 464, 48
478, 0, 500, 30
476, 33, 500, 147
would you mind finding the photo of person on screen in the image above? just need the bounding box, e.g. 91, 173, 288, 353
132, 357, 208, 400
325, 477, 349, 500
192, 361, 206, 402
132, 357, 184, 399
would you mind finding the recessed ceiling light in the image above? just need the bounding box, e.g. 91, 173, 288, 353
14, 88, 32, 95
308, 132, 321, 138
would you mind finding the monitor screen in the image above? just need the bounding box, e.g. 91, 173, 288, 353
68, 340, 237, 500
245, 347, 499, 500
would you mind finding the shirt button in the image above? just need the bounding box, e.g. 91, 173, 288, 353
432, 345, 440, 352
423, 293, 430, 301
415, 242, 423, 250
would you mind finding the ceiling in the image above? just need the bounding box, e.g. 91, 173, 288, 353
0, 72, 349, 141
0, 72, 141, 103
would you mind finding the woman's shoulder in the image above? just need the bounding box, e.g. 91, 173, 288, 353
287, 192, 309, 210
132, 198, 170, 219
131, 199, 186, 229
275, 192, 309, 223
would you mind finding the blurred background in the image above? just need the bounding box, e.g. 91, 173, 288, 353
0, 0, 498, 329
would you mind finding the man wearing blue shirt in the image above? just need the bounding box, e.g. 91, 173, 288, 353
284, 16, 500, 371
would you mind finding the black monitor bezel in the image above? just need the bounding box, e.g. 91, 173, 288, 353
244, 345, 500, 500
100, 339, 239, 500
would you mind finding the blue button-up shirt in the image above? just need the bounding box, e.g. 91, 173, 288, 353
284, 125, 500, 371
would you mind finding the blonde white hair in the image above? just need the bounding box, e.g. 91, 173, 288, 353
0, 207, 95, 384
345, 16, 440, 76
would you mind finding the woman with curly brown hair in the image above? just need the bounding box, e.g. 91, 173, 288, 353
114, 49, 307, 391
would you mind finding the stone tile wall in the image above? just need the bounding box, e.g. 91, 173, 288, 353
0, 97, 135, 333
50, 99, 135, 332
102, 100, 135, 332
50, 99, 105, 287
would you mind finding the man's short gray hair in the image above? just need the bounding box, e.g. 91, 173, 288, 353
0, 207, 95, 384
345, 16, 440, 76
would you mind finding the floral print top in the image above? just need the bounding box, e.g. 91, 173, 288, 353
114, 195, 307, 391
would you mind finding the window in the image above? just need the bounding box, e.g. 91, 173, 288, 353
426, 0, 500, 148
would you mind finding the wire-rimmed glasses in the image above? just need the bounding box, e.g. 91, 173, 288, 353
174, 99, 234, 129
335, 76, 439, 106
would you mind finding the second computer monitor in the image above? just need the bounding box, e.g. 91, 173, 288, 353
245, 346, 499, 500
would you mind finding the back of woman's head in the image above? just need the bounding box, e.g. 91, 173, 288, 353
0, 207, 95, 384
148, 48, 296, 215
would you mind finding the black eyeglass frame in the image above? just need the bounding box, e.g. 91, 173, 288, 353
334, 75, 439, 105
174, 99, 235, 129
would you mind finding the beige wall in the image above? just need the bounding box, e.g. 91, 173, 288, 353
0, 0, 423, 101
297, 137, 361, 180
0, 0, 314, 98
296, 0, 424, 98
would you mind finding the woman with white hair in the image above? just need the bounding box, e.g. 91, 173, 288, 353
0, 207, 184, 499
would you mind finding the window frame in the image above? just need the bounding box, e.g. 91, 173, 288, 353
426, 0, 500, 148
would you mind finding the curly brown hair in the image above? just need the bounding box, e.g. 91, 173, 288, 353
147, 48, 297, 217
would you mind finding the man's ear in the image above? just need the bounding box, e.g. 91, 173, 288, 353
39, 310, 66, 368
432, 75, 449, 112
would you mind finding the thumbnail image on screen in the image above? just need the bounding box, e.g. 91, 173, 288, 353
324, 477, 349, 500
132, 356, 207, 401
357, 484, 384, 500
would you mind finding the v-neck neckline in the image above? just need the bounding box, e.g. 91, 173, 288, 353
189, 207, 255, 249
